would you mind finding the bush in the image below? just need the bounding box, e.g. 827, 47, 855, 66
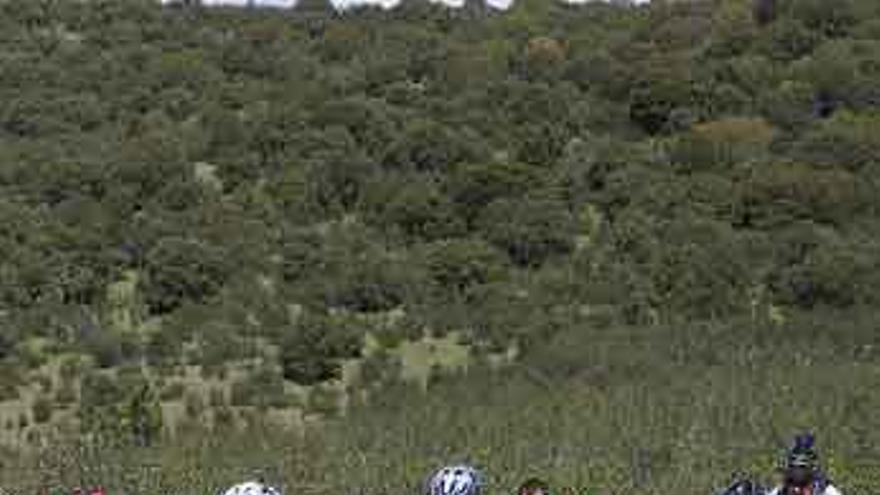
0, 329, 14, 360
289, 226, 418, 313
670, 117, 777, 171
82, 328, 125, 369
478, 197, 576, 267
230, 367, 290, 409
423, 238, 508, 297
357, 349, 403, 390
306, 384, 341, 417
449, 161, 545, 223
141, 236, 231, 315
208, 387, 226, 408
769, 233, 880, 309
794, 111, 880, 171
363, 177, 465, 241
735, 162, 861, 227
759, 79, 817, 129
279, 310, 362, 386
321, 251, 414, 313
789, 0, 857, 37
159, 382, 186, 401
382, 120, 486, 173
55, 383, 77, 406
32, 397, 53, 424
758, 18, 822, 61
312, 97, 399, 158
524, 36, 567, 81
184, 391, 205, 420
627, 56, 695, 135
303, 130, 376, 214
0, 363, 21, 402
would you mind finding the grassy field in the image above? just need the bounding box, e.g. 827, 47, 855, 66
0, 327, 476, 446
3, 312, 879, 495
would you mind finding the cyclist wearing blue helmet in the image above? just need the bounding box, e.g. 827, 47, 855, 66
767, 434, 842, 495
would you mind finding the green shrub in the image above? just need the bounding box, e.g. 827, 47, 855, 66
208, 388, 226, 408
306, 384, 341, 418
230, 367, 289, 409
55, 383, 77, 406
794, 112, 880, 171
670, 117, 776, 171
382, 119, 487, 173
32, 397, 53, 424
357, 349, 403, 390
363, 177, 465, 241
735, 162, 861, 227
159, 382, 186, 401
279, 311, 362, 386
141, 236, 231, 315
422, 238, 508, 297
478, 198, 576, 267
184, 391, 205, 420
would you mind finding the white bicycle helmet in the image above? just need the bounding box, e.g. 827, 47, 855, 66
428, 465, 484, 495
222, 481, 282, 495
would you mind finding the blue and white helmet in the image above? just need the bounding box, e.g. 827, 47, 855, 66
221, 481, 282, 495
428, 465, 484, 495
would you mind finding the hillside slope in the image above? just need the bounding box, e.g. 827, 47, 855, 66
1, 0, 880, 491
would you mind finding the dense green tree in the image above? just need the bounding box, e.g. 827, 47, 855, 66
449, 160, 545, 223
302, 128, 377, 215
422, 238, 507, 297
478, 197, 576, 267
383, 119, 486, 173
141, 236, 231, 315
627, 55, 696, 135
313, 97, 400, 158
757, 17, 822, 61
279, 310, 362, 386
767, 226, 879, 308
754, 0, 778, 26
793, 111, 880, 170
363, 176, 465, 241
734, 161, 861, 227
789, 0, 858, 38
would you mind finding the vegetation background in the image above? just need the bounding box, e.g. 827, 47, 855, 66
1, 0, 880, 493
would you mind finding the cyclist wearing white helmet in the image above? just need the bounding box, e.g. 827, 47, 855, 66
428, 465, 484, 495
221, 481, 282, 495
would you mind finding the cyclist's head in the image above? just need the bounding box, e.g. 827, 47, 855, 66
428, 465, 484, 495
221, 481, 282, 495
784, 433, 819, 487
517, 477, 549, 495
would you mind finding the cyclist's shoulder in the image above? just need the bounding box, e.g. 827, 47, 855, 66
823, 484, 843, 495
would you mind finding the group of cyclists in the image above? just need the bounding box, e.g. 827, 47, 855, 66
55, 433, 843, 495
223, 433, 842, 495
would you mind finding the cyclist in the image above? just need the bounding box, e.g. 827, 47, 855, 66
221, 480, 282, 495
517, 477, 550, 495
427, 464, 484, 495
767, 434, 842, 495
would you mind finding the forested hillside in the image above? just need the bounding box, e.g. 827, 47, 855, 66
2, 0, 880, 492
